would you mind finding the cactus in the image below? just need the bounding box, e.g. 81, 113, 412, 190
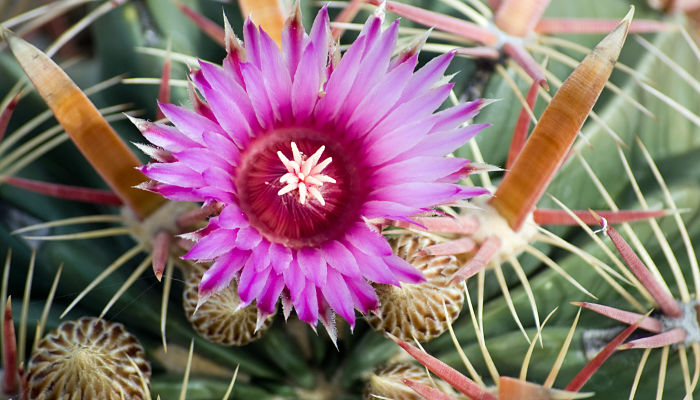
1, 0, 700, 399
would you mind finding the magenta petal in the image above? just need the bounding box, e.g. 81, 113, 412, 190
196, 186, 235, 204
243, 18, 262, 68
291, 42, 321, 120
140, 122, 200, 152
362, 200, 424, 220
345, 277, 379, 313
337, 21, 399, 122
198, 62, 255, 142
321, 269, 355, 328
249, 241, 271, 272
258, 272, 285, 315
239, 264, 270, 305
400, 51, 454, 101
142, 182, 203, 202
314, 34, 367, 122
183, 227, 236, 260
307, 6, 329, 67
281, 11, 305, 78
349, 245, 399, 285
384, 254, 425, 284
202, 131, 240, 167
240, 63, 276, 127
283, 259, 305, 303
345, 55, 415, 133
358, 13, 383, 44
322, 241, 361, 278
269, 243, 293, 273
370, 157, 468, 186
297, 247, 327, 286
202, 167, 236, 194
159, 102, 224, 143
257, 27, 293, 119
429, 99, 483, 132
414, 124, 490, 158
364, 83, 453, 146
345, 223, 392, 257
294, 281, 319, 325
174, 148, 231, 174
218, 204, 249, 229
222, 52, 245, 87
141, 163, 205, 188
199, 249, 249, 298
234, 226, 262, 250
371, 182, 483, 208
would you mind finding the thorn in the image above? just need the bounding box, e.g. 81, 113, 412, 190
403, 378, 460, 400
565, 312, 643, 392
451, 236, 502, 283
506, 79, 539, 170
393, 335, 497, 400
2, 177, 123, 206
604, 222, 683, 318
573, 302, 663, 333
17, 363, 26, 400
619, 328, 687, 350
490, 8, 631, 230
152, 231, 171, 281
155, 40, 172, 121
3, 297, 17, 395
172, 0, 225, 47
422, 237, 477, 256
0, 93, 21, 142
533, 208, 667, 226
503, 42, 549, 91
534, 17, 668, 34
365, 0, 499, 45
4, 29, 164, 220
454, 46, 501, 59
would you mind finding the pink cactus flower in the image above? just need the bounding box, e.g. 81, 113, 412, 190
133, 7, 489, 333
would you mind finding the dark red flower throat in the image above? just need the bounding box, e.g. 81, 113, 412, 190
235, 126, 364, 249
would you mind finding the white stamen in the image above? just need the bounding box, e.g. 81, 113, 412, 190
276, 142, 336, 206
277, 151, 293, 171
277, 184, 297, 196
291, 142, 302, 164
298, 182, 307, 204
308, 187, 325, 206
315, 175, 336, 184
311, 157, 332, 175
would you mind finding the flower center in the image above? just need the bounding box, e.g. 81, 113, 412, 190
235, 127, 365, 249
276, 142, 336, 206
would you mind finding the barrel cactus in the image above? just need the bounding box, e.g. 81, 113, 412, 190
1, 0, 699, 399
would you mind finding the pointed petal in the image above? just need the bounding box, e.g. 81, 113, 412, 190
321, 268, 355, 328
199, 249, 249, 300
184, 227, 237, 260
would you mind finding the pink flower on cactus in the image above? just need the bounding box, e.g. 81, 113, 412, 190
133, 7, 488, 333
